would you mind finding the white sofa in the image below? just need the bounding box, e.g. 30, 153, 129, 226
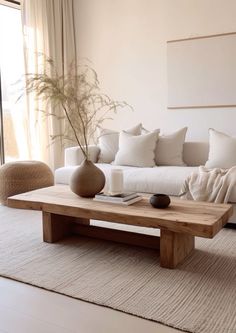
55, 142, 236, 224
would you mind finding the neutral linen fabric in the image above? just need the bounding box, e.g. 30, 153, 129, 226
1, 205, 236, 333
180, 166, 236, 203
97, 123, 142, 163
55, 164, 236, 203
114, 131, 159, 167
65, 145, 100, 166
205, 128, 236, 169
55, 164, 197, 195
21, 0, 76, 169
64, 141, 209, 167
155, 127, 187, 166
183, 142, 209, 166
62, 139, 209, 166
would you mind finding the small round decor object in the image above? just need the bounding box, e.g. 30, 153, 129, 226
150, 193, 171, 209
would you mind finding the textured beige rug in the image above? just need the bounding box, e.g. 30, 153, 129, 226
0, 205, 236, 333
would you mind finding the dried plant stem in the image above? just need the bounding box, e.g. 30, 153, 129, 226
22, 56, 132, 159
61, 102, 86, 157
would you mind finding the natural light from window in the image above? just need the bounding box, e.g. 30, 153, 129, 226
0, 4, 28, 162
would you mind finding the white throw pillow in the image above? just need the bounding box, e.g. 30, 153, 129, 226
97, 123, 142, 163
114, 131, 159, 167
205, 129, 236, 169
155, 127, 187, 166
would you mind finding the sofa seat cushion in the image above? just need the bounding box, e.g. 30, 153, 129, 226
54, 164, 189, 196
55, 164, 236, 202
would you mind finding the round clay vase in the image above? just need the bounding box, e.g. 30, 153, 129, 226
150, 193, 171, 209
70, 159, 105, 197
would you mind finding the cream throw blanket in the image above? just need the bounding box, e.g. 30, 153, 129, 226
180, 166, 236, 203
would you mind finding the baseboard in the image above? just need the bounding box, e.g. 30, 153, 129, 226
224, 223, 236, 229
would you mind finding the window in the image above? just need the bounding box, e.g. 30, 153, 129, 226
0, 0, 26, 164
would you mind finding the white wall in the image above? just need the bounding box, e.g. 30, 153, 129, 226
73, 0, 236, 141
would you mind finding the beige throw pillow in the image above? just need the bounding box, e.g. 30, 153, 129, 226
205, 128, 236, 169
155, 127, 187, 166
114, 131, 159, 167
97, 123, 142, 163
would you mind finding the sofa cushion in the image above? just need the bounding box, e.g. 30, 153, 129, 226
113, 131, 159, 167
55, 164, 194, 196
97, 123, 142, 163
155, 127, 187, 166
183, 142, 209, 166
205, 128, 236, 169
55, 164, 236, 202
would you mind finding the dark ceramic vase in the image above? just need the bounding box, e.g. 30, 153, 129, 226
70, 159, 105, 197
150, 193, 171, 208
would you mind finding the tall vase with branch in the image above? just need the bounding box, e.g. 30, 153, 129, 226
23, 57, 131, 197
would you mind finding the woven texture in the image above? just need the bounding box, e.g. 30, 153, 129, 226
0, 161, 54, 205
0, 205, 236, 333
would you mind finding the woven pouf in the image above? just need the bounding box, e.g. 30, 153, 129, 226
0, 161, 54, 205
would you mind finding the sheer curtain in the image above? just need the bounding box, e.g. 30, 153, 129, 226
21, 0, 77, 169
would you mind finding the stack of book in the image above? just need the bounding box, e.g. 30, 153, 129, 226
93, 192, 142, 205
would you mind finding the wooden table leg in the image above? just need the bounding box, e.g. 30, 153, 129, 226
160, 229, 195, 269
42, 212, 90, 243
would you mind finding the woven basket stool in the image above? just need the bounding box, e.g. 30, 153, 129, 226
0, 161, 54, 206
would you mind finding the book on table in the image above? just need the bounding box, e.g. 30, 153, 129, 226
94, 192, 139, 202
93, 195, 142, 205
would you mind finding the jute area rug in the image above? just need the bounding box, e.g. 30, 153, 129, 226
0, 205, 236, 333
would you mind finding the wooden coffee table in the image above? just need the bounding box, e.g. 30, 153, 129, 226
7, 185, 233, 269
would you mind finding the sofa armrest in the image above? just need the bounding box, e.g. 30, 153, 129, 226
65, 145, 100, 166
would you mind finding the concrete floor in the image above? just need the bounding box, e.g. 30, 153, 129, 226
0, 277, 181, 333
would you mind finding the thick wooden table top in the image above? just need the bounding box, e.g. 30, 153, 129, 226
8, 185, 233, 238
